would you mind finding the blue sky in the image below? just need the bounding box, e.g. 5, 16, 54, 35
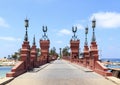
0, 0, 120, 59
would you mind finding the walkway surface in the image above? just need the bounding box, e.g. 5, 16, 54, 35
6, 60, 116, 85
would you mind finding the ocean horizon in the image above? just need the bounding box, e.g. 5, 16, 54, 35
100, 58, 120, 62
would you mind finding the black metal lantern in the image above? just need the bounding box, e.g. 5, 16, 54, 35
85, 27, 88, 34
92, 18, 96, 29
85, 26, 88, 46
25, 19, 29, 28
91, 18, 96, 42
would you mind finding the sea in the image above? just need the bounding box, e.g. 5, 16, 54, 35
101, 58, 120, 68
101, 58, 120, 62
0, 66, 12, 78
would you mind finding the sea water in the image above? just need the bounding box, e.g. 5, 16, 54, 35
0, 66, 12, 78
101, 58, 120, 68
101, 58, 120, 63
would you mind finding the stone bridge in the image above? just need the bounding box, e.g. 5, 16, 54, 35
5, 18, 114, 85
6, 60, 116, 85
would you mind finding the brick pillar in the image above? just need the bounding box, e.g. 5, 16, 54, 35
30, 36, 38, 68
40, 40, 50, 63
30, 45, 37, 68
83, 45, 89, 67
89, 41, 99, 69
20, 41, 30, 70
70, 40, 80, 60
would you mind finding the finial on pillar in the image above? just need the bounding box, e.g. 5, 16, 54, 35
42, 25, 48, 40
85, 26, 88, 46
71, 26, 78, 40
24, 18, 29, 41
33, 35, 36, 45
91, 17, 96, 42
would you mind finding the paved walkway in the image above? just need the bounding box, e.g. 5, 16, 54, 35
7, 60, 116, 85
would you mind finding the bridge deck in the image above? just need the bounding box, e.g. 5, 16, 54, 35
7, 60, 116, 85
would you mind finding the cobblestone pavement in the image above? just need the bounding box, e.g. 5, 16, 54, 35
7, 60, 116, 85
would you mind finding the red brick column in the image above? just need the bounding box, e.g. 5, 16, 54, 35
30, 36, 38, 68
20, 41, 30, 70
30, 45, 37, 68
70, 40, 80, 61
83, 45, 89, 67
40, 40, 50, 63
89, 41, 98, 69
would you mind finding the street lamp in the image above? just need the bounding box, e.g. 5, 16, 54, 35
24, 18, 29, 41
92, 18, 96, 42
33, 35, 36, 45
59, 48, 62, 58
85, 26, 88, 46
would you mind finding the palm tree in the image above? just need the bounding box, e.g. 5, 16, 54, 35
12, 53, 18, 61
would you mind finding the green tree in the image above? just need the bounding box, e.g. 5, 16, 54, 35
4, 56, 6, 59
12, 53, 18, 61
49, 47, 56, 56
62, 46, 70, 56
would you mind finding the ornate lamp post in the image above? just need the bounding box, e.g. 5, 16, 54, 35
33, 35, 36, 45
59, 48, 62, 58
24, 18, 29, 41
91, 18, 96, 42
85, 26, 88, 46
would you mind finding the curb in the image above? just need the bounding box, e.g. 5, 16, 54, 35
0, 77, 14, 85
0, 62, 53, 85
106, 77, 120, 85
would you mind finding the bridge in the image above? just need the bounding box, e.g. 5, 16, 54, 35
6, 60, 116, 85
2, 18, 119, 84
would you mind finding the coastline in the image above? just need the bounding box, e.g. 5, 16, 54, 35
0, 60, 16, 66
0, 59, 17, 78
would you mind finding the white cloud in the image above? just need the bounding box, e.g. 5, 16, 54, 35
90, 12, 120, 28
0, 37, 21, 41
74, 24, 84, 30
59, 29, 72, 35
0, 17, 9, 28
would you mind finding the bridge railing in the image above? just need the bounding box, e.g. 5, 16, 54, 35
62, 57, 112, 76
94, 61, 112, 76
6, 61, 26, 77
